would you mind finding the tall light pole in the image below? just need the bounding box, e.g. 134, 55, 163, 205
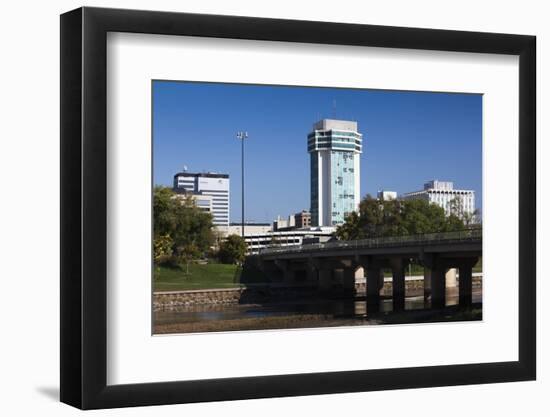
236, 131, 249, 237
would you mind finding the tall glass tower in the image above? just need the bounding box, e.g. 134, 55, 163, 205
308, 119, 363, 226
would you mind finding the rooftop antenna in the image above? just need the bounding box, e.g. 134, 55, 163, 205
183, 165, 188, 172
332, 99, 337, 119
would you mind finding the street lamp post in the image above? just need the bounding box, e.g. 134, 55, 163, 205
236, 131, 249, 238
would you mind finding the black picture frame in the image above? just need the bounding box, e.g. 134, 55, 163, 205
60, 6, 536, 410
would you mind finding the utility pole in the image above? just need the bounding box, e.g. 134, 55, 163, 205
236, 131, 249, 237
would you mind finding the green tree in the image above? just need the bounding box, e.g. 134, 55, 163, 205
335, 211, 362, 240
153, 234, 173, 264
153, 186, 215, 270
218, 234, 247, 264
176, 243, 200, 275
400, 198, 450, 235
336, 195, 465, 240
153, 186, 180, 237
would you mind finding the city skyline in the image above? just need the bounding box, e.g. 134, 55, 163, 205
153, 81, 482, 223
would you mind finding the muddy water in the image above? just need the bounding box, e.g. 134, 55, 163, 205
154, 287, 482, 327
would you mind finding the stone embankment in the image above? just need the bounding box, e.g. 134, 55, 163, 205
153, 275, 482, 311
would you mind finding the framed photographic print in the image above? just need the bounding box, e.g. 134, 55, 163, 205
60, 6, 536, 409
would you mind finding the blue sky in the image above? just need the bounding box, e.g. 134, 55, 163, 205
153, 81, 482, 223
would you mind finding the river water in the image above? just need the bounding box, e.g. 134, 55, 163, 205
154, 287, 482, 330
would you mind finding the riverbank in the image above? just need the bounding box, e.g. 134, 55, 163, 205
153, 275, 483, 310
154, 303, 482, 334
154, 313, 343, 333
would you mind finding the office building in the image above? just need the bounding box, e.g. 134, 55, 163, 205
308, 119, 363, 226
226, 223, 272, 236
241, 227, 336, 255
173, 171, 230, 227
401, 180, 475, 218
273, 214, 296, 231
294, 210, 312, 228
377, 190, 397, 201
272, 210, 312, 231
173, 188, 213, 213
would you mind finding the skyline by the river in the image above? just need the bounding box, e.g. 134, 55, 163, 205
153, 81, 482, 223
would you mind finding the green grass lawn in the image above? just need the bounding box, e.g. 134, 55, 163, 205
154, 263, 244, 291
154, 260, 483, 292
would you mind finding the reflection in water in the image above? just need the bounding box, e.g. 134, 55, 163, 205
155, 287, 482, 327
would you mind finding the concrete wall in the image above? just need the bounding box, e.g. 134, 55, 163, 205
153, 276, 482, 309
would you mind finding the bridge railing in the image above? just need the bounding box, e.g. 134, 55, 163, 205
258, 229, 482, 256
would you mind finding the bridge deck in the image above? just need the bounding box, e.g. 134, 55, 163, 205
257, 230, 482, 260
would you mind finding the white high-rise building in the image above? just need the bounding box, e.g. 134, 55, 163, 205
401, 180, 475, 218
377, 190, 397, 201
308, 119, 363, 226
173, 188, 213, 213
173, 171, 230, 227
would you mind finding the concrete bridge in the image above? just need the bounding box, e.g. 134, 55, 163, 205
250, 229, 482, 313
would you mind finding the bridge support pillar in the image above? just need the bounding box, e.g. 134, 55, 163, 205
318, 269, 333, 292
282, 270, 295, 284
307, 266, 317, 283
423, 268, 431, 303
257, 259, 282, 283
342, 267, 356, 296
459, 258, 477, 307
390, 258, 406, 311
431, 266, 447, 309
366, 265, 383, 314
274, 260, 295, 284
